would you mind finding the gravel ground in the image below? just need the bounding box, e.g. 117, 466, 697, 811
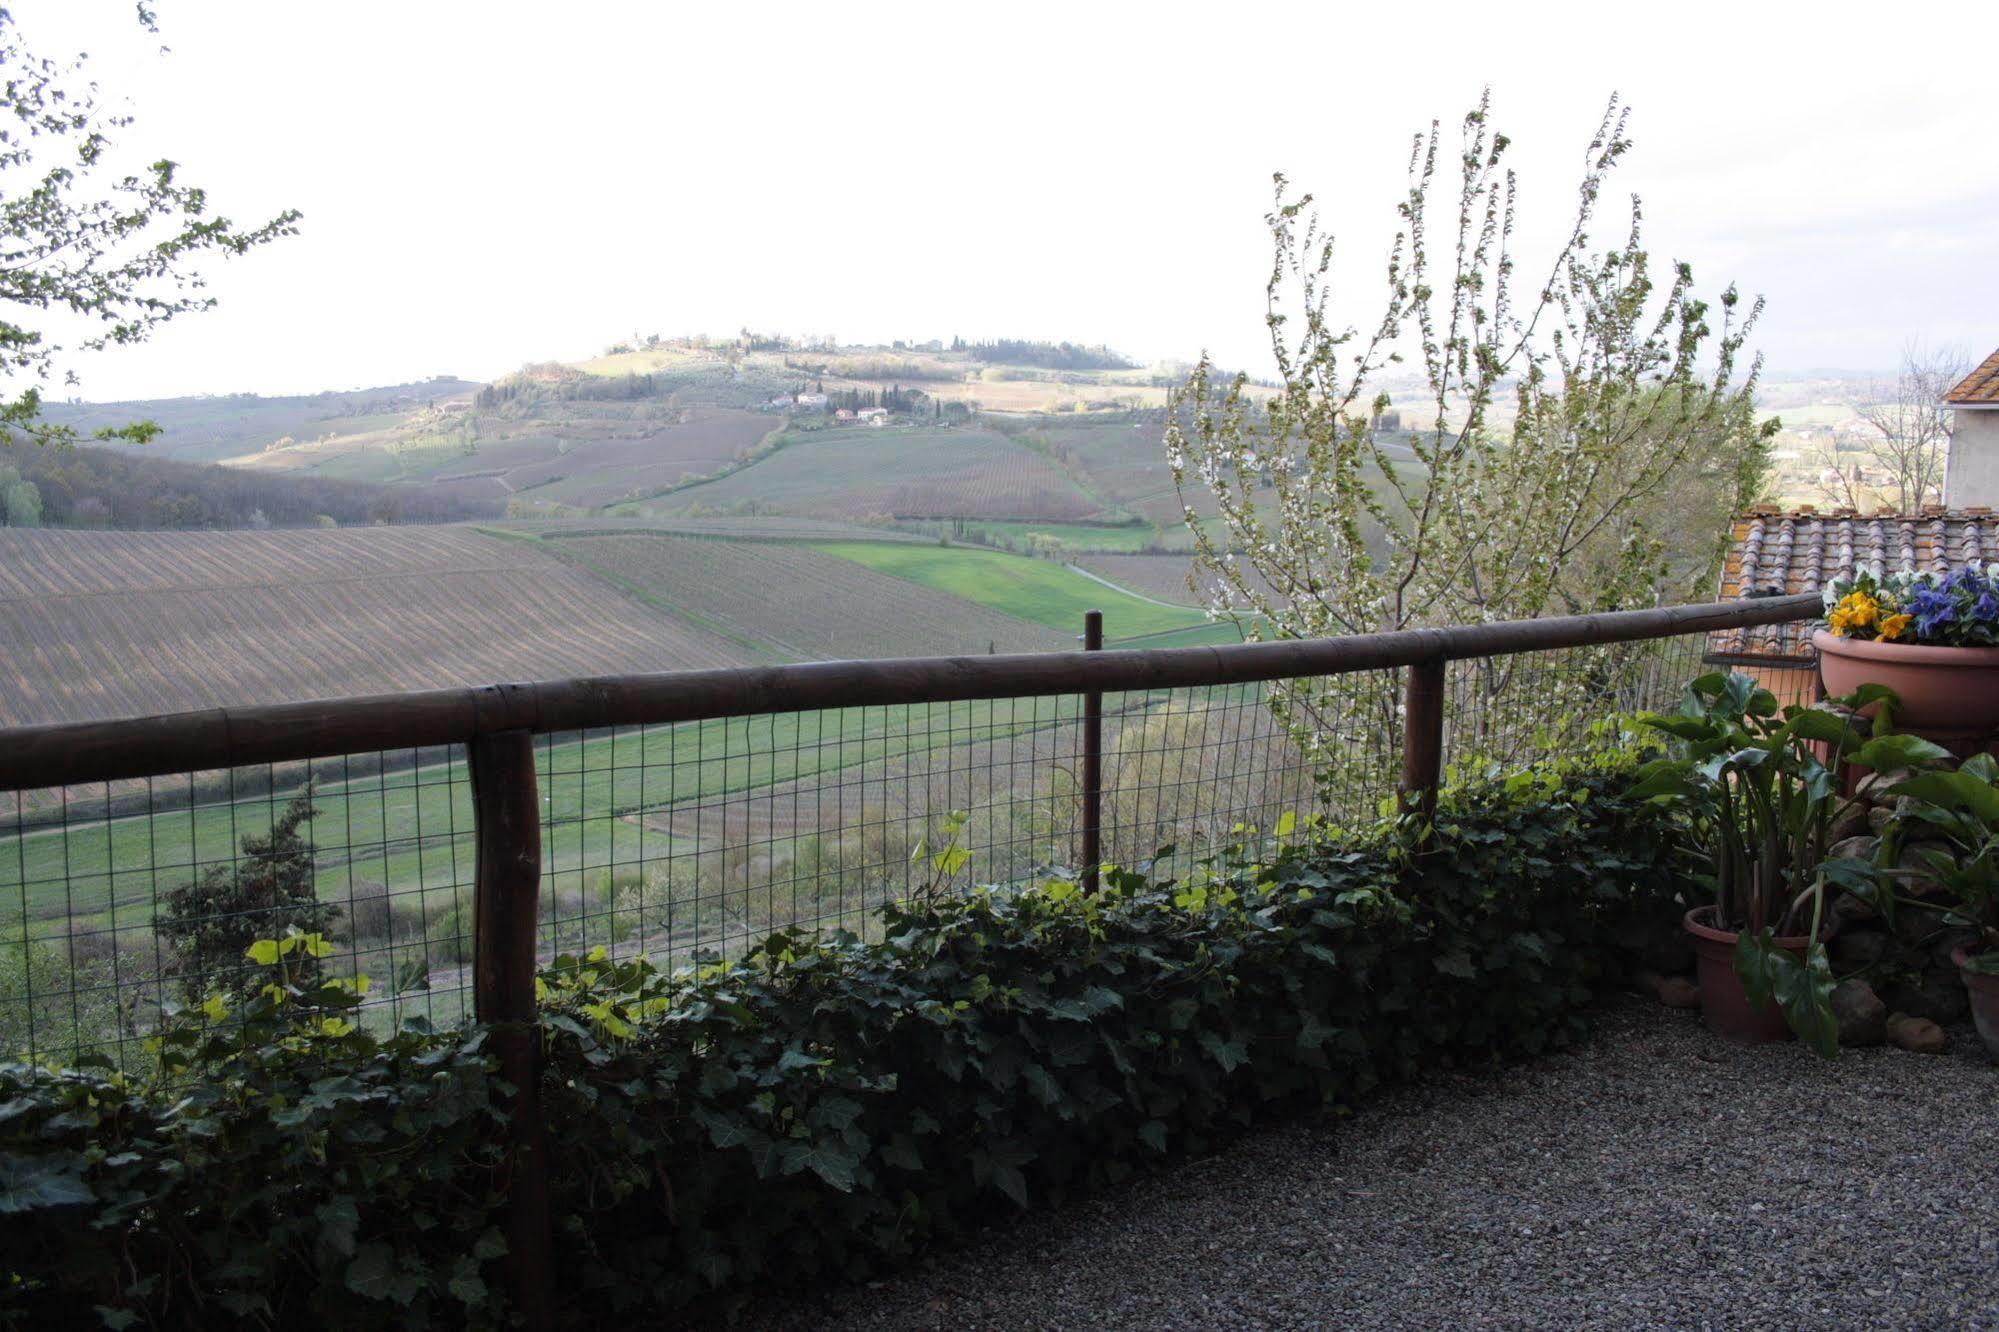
752, 997, 1999, 1331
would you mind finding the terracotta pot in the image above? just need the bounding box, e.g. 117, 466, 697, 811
1813, 629, 1999, 739
1682, 906, 1810, 1043
1953, 946, 1999, 1063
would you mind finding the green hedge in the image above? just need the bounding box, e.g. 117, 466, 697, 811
0, 765, 1681, 1326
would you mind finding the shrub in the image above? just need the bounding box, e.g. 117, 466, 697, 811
0, 765, 1679, 1325
536, 763, 1678, 1315
0, 930, 506, 1327
154, 791, 338, 1002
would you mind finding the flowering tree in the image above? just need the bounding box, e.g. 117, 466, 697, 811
1166, 94, 1774, 789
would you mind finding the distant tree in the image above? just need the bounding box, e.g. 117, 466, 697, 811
1854, 343, 1968, 512
0, 463, 40, 525
155, 791, 336, 1002
0, 8, 299, 449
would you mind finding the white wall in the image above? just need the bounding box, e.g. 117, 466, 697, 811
1946, 409, 1999, 509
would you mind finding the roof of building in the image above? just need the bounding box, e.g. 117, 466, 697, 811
1708, 505, 1999, 662
1945, 348, 1999, 405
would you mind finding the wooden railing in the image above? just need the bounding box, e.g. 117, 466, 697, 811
0, 591, 1822, 1321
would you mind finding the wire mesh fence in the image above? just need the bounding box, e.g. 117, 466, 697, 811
0, 611, 1825, 1069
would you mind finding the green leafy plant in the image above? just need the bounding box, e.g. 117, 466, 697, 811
0, 929, 506, 1326
3, 764, 1686, 1324
1874, 752, 1999, 975
1627, 671, 1949, 1053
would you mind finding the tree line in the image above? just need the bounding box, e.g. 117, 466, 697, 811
0, 443, 499, 530
959, 338, 1136, 371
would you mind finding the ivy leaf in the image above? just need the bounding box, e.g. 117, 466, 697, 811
0, 1156, 94, 1212
1433, 950, 1476, 979
803, 1141, 859, 1192
345, 1242, 420, 1306
447, 1255, 487, 1304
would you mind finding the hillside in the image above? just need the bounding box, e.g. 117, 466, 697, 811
39, 340, 1223, 551
542, 533, 1077, 660
0, 440, 498, 530
0, 526, 750, 726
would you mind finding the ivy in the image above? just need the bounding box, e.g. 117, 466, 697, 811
0, 766, 1680, 1326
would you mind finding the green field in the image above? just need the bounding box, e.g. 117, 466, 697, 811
1, 696, 1082, 933
811, 541, 1211, 641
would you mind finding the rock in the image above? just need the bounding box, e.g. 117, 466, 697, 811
1656, 976, 1701, 1011
1631, 967, 1664, 998
1896, 840, 1958, 899
1827, 834, 1878, 862
1831, 979, 1887, 1046
1868, 805, 1895, 834
1855, 768, 1915, 805
1827, 801, 1873, 844
1883, 970, 1970, 1026
1829, 926, 1889, 970
1887, 1013, 1950, 1055
1833, 891, 1878, 924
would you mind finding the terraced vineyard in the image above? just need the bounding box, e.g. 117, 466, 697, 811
545, 533, 1076, 660
662, 426, 1104, 522
0, 526, 750, 726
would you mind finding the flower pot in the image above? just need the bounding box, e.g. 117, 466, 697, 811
1813, 630, 1999, 742
1683, 906, 1810, 1043
1952, 946, 1999, 1063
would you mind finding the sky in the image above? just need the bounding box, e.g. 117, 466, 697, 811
19, 0, 1999, 402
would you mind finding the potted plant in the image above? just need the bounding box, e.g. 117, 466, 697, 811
1871, 752, 1999, 1061
1628, 672, 1927, 1052
1815, 563, 1999, 741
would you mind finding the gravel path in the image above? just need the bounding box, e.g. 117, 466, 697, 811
753, 998, 1999, 1331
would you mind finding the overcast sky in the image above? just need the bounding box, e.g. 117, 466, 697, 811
22, 0, 1999, 402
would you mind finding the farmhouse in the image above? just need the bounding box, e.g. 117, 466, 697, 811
794, 391, 829, 411
1943, 346, 1999, 507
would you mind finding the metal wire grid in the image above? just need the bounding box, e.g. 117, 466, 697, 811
534, 697, 1091, 969
0, 631, 1826, 1068
2, 748, 478, 1071
1440, 637, 1825, 779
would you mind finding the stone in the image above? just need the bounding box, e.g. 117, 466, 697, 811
1883, 971, 1971, 1026
1827, 834, 1878, 862
1887, 1012, 1950, 1055
1829, 926, 1889, 971
1832, 891, 1878, 924
1895, 840, 1958, 899
1827, 801, 1873, 844
1830, 978, 1887, 1046
1656, 976, 1701, 1011
1855, 768, 1915, 806
1868, 805, 1894, 835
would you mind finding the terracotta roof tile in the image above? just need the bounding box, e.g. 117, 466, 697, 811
1945, 347, 1999, 404
1707, 508, 1999, 662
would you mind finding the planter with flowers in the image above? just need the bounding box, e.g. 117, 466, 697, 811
1816, 564, 1999, 746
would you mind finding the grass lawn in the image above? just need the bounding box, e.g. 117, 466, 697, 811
1, 698, 1078, 935
812, 541, 1210, 641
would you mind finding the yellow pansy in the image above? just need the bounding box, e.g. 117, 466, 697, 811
1878, 612, 1912, 641
1828, 591, 1880, 637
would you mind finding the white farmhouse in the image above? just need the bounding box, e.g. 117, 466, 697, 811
1944, 348, 1999, 508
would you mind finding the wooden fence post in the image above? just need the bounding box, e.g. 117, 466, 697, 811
1399, 656, 1447, 828
1081, 609, 1103, 892
469, 730, 551, 1326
